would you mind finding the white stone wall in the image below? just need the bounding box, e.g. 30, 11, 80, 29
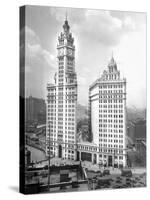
89, 58, 127, 167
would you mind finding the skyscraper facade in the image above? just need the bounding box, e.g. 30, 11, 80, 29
89, 57, 127, 167
46, 18, 77, 160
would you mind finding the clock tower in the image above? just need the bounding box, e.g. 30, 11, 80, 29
46, 17, 77, 160
57, 18, 76, 83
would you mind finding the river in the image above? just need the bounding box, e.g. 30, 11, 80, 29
26, 145, 46, 162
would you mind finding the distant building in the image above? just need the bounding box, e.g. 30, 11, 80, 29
127, 119, 146, 144
89, 56, 127, 167
46, 17, 77, 160
79, 124, 89, 142
25, 147, 31, 166
135, 120, 146, 140
25, 96, 46, 124
127, 122, 136, 144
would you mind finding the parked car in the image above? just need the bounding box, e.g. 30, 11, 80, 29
121, 169, 132, 177
103, 169, 110, 176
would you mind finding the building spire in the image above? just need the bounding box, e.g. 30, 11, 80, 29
63, 11, 70, 33
65, 11, 68, 21
108, 51, 117, 70
110, 51, 115, 63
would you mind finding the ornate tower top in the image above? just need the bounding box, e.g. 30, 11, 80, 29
63, 19, 70, 33
58, 16, 74, 49
99, 55, 120, 81
108, 55, 117, 71
56, 15, 76, 85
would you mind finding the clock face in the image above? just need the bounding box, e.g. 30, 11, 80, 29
58, 49, 63, 56
68, 49, 73, 56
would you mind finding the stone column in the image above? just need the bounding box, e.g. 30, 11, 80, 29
92, 153, 94, 164
79, 151, 81, 161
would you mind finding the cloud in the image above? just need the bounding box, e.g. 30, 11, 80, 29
78, 75, 87, 86
50, 8, 139, 47
42, 49, 56, 69
25, 26, 40, 44
24, 6, 146, 109
25, 26, 56, 68
76, 9, 137, 46
23, 26, 57, 98
26, 43, 41, 57
123, 16, 135, 30
25, 65, 32, 73
49, 7, 85, 23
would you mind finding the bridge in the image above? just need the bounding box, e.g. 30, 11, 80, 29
26, 138, 126, 168
77, 141, 126, 168
26, 137, 46, 153
77, 142, 98, 164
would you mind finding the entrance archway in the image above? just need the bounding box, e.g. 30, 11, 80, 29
93, 154, 97, 164
58, 145, 62, 158
108, 155, 113, 166
77, 151, 80, 161
81, 152, 92, 162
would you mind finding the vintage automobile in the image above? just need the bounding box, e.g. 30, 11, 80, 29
121, 169, 132, 177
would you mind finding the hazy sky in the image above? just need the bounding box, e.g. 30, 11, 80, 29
24, 5, 146, 109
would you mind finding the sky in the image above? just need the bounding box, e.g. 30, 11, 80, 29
24, 5, 146, 109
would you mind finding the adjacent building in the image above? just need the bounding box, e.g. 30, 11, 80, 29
89, 57, 127, 167
46, 18, 77, 160
127, 119, 146, 145
25, 96, 46, 124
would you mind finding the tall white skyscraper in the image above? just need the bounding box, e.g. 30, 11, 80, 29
46, 18, 77, 160
89, 56, 127, 167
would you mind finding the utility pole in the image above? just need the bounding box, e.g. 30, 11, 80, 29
113, 151, 115, 170
48, 122, 51, 191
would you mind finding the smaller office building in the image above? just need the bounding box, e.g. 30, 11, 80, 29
89, 56, 127, 167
